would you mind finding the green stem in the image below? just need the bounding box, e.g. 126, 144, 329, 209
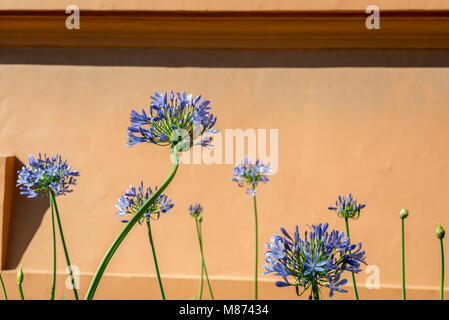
197, 262, 204, 300
49, 194, 57, 300
146, 219, 165, 300
196, 221, 204, 300
253, 195, 258, 300
344, 217, 359, 300
84, 150, 179, 300
401, 218, 406, 300
50, 190, 79, 300
17, 283, 24, 300
312, 281, 320, 300
195, 218, 214, 300
0, 273, 7, 300
440, 237, 444, 300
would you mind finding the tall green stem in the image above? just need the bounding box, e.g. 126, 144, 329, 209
146, 219, 165, 300
50, 191, 79, 300
401, 218, 406, 300
440, 237, 444, 300
196, 221, 204, 300
312, 281, 320, 300
85, 150, 179, 300
49, 194, 57, 300
0, 274, 7, 300
18, 284, 24, 300
197, 262, 204, 300
195, 218, 214, 299
344, 217, 359, 300
253, 195, 258, 300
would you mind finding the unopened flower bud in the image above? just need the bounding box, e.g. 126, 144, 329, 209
198, 215, 203, 223
399, 208, 408, 219
17, 266, 24, 285
436, 224, 445, 239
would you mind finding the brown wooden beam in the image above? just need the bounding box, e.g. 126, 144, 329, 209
0, 155, 15, 270
1, 10, 449, 49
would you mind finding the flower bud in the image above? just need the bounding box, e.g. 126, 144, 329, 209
17, 266, 24, 285
399, 208, 408, 219
436, 224, 445, 239
198, 215, 203, 223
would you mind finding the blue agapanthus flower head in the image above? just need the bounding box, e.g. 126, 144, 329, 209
263, 223, 366, 299
231, 157, 272, 196
16, 153, 79, 198
328, 193, 366, 219
127, 91, 218, 151
189, 203, 203, 219
116, 181, 174, 223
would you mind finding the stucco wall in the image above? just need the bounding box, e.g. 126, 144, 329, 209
1, 0, 449, 11
0, 47, 448, 299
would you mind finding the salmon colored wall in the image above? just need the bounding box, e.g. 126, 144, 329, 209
1, 48, 449, 299
1, 0, 449, 11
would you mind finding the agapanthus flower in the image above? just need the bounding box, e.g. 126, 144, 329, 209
126, 91, 218, 151
116, 181, 174, 223
324, 273, 348, 298
263, 223, 366, 299
189, 203, 203, 219
231, 157, 272, 196
328, 193, 366, 219
16, 153, 79, 198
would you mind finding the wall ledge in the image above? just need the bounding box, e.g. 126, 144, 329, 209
0, 269, 446, 299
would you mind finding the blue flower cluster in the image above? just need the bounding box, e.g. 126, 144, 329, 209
16, 154, 79, 198
116, 181, 174, 223
231, 157, 272, 196
263, 223, 366, 299
328, 193, 366, 219
127, 91, 218, 150
189, 203, 203, 219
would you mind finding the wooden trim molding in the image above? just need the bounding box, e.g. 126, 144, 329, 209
0, 155, 15, 270
0, 10, 449, 49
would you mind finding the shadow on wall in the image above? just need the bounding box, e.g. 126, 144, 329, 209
0, 47, 449, 68
4, 157, 49, 270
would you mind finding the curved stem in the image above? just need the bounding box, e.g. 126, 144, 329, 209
0, 274, 7, 300
49, 193, 57, 300
195, 218, 214, 299
84, 150, 179, 300
196, 221, 204, 300
146, 219, 165, 300
440, 237, 444, 300
344, 217, 359, 300
50, 191, 79, 300
253, 195, 259, 300
17, 283, 24, 300
401, 218, 406, 300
